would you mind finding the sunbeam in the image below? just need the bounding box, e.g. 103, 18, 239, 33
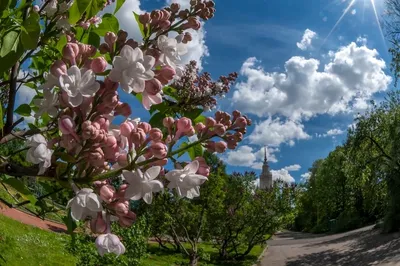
321, 0, 357, 48
370, 0, 387, 49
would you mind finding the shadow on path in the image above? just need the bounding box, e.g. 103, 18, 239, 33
286, 229, 400, 266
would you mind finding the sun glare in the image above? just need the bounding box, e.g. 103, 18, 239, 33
321, 0, 386, 49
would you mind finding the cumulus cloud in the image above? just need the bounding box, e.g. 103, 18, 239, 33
249, 117, 311, 146
297, 29, 317, 51
356, 36, 367, 45
223, 145, 278, 169
271, 168, 295, 183
232, 42, 392, 121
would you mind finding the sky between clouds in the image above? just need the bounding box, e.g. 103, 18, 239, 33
16, 0, 395, 184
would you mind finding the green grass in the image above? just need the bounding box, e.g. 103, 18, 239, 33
142, 242, 264, 266
0, 214, 77, 266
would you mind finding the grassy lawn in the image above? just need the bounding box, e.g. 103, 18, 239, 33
143, 242, 264, 266
0, 214, 76, 266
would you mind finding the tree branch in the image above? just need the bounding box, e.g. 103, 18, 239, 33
4, 63, 20, 135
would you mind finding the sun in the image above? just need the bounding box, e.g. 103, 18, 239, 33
321, 0, 386, 49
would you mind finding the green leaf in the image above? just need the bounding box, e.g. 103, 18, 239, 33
133, 11, 145, 38
177, 142, 188, 158
2, 178, 37, 204
87, 31, 100, 47
93, 13, 119, 36
114, 0, 126, 14
14, 104, 31, 116
56, 35, 67, 53
68, 0, 81, 24
194, 115, 206, 124
60, 153, 76, 163
76, 0, 107, 21
149, 112, 166, 129
0, 0, 10, 14
0, 29, 20, 57
185, 108, 203, 120
20, 12, 40, 50
56, 162, 68, 178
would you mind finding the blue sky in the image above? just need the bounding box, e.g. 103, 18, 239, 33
16, 0, 394, 183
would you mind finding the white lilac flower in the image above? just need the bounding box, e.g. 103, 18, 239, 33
33, 89, 58, 118
165, 160, 208, 199
59, 65, 100, 107
43, 0, 58, 16
40, 72, 59, 90
26, 134, 53, 175
123, 166, 163, 204
55, 18, 71, 31
66, 188, 103, 221
157, 35, 187, 69
58, 0, 74, 13
109, 46, 155, 94
95, 233, 126, 257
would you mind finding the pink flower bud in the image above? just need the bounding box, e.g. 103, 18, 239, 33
159, 20, 171, 30
88, 148, 105, 167
131, 128, 146, 147
33, 5, 40, 12
227, 139, 238, 149
155, 66, 176, 85
138, 122, 152, 134
145, 79, 162, 95
91, 57, 107, 73
194, 157, 210, 176
106, 135, 117, 147
186, 127, 195, 136
163, 117, 174, 128
194, 122, 206, 133
205, 141, 216, 153
150, 142, 167, 159
118, 210, 137, 227
205, 117, 216, 128
233, 117, 247, 129
90, 212, 107, 234
232, 110, 241, 119
120, 121, 135, 137
215, 141, 227, 153
99, 184, 116, 203
170, 3, 180, 13
50, 60, 67, 77
115, 102, 132, 117
213, 124, 226, 136
177, 117, 192, 133
63, 43, 79, 65
149, 128, 163, 142
104, 78, 119, 91
139, 12, 151, 24
117, 154, 129, 167
58, 115, 75, 135
104, 32, 117, 48
111, 200, 129, 216
117, 183, 128, 199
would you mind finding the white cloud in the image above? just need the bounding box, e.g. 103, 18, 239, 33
296, 29, 317, 51
16, 85, 36, 105
271, 168, 295, 183
284, 164, 301, 171
249, 117, 311, 146
223, 145, 278, 169
232, 42, 392, 121
300, 172, 311, 182
317, 128, 345, 138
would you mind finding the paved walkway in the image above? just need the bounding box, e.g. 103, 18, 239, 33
259, 226, 400, 266
0, 202, 66, 233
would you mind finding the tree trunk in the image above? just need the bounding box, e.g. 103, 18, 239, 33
189, 253, 199, 266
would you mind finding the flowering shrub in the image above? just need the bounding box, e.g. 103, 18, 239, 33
0, 0, 251, 257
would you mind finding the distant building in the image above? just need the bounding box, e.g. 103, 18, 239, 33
259, 146, 273, 189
